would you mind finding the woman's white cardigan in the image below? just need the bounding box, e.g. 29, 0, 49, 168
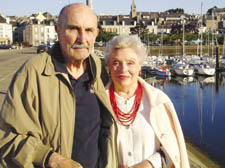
105, 77, 190, 168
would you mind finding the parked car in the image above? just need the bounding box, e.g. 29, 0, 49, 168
37, 44, 47, 53
0, 45, 12, 49
47, 42, 55, 49
11, 45, 18, 49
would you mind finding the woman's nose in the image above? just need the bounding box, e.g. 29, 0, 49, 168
120, 63, 128, 72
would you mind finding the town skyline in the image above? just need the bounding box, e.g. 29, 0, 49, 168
0, 0, 224, 17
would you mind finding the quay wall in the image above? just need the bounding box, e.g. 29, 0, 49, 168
96, 45, 225, 57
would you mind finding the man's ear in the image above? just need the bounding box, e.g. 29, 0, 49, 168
96, 28, 99, 37
55, 25, 58, 33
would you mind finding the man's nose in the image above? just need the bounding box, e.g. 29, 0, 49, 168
77, 30, 86, 43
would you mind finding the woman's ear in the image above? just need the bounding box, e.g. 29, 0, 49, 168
139, 70, 142, 76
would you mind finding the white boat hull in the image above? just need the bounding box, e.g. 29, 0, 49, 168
174, 68, 194, 76
196, 68, 215, 76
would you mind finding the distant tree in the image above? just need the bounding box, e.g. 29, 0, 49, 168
166, 8, 184, 14
147, 33, 159, 43
185, 33, 198, 42
96, 30, 117, 43
207, 6, 218, 15
218, 35, 225, 45
171, 22, 199, 34
171, 24, 182, 34
169, 34, 181, 45
185, 22, 199, 34
162, 35, 170, 45
130, 21, 149, 40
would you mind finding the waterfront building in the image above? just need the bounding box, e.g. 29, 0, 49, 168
98, 0, 159, 35
205, 6, 225, 33
1, 1, 224, 45
0, 14, 13, 44
98, 0, 194, 35
23, 18, 57, 46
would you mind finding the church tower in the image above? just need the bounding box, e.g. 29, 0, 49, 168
86, 0, 93, 10
130, 0, 137, 18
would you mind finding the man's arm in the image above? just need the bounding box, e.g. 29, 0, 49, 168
0, 65, 50, 167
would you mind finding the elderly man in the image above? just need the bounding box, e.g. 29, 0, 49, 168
0, 3, 118, 168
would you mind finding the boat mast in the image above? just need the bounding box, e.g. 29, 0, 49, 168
182, 15, 185, 56
212, 8, 214, 56
200, 2, 203, 57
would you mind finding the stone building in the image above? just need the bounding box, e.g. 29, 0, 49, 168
98, 0, 160, 35
0, 14, 12, 44
205, 7, 225, 32
23, 19, 57, 46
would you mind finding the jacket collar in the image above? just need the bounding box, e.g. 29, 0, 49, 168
43, 42, 97, 82
138, 77, 170, 107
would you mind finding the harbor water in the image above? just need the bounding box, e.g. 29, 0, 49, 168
144, 73, 225, 167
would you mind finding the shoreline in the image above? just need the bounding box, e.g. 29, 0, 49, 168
186, 139, 221, 168
96, 45, 225, 57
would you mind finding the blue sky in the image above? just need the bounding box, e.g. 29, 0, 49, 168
0, 0, 224, 17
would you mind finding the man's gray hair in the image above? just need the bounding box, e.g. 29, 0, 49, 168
104, 35, 147, 65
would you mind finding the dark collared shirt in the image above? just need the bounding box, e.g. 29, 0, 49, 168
53, 52, 101, 168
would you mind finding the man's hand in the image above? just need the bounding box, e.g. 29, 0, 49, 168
119, 166, 129, 168
119, 160, 153, 168
48, 152, 83, 168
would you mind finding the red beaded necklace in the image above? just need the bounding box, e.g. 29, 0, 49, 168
109, 82, 143, 126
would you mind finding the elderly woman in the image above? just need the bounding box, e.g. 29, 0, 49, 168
104, 35, 190, 168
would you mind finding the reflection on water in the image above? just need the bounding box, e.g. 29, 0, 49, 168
144, 73, 225, 166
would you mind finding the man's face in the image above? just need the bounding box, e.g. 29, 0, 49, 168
56, 4, 99, 63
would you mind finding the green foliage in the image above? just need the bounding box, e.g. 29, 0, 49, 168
170, 34, 180, 41
143, 29, 223, 46
171, 22, 198, 34
185, 33, 198, 42
166, 8, 184, 14
207, 6, 218, 15
218, 35, 225, 45
162, 35, 171, 45
96, 30, 117, 43
130, 21, 149, 40
146, 33, 160, 42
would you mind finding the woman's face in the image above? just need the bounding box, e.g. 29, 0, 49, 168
109, 48, 141, 91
